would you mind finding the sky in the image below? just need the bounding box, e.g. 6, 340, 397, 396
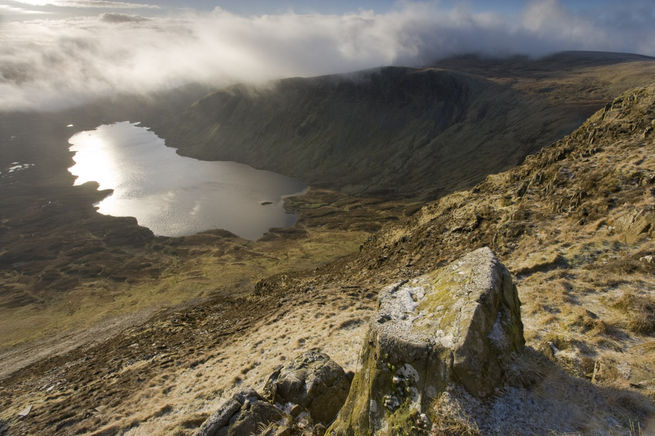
1, 0, 654, 111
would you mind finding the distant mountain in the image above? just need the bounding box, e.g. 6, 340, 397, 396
433, 50, 655, 76
153, 51, 655, 199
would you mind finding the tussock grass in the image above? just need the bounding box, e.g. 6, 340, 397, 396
613, 294, 655, 335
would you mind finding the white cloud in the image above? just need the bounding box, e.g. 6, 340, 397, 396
0, 0, 653, 111
11, 0, 158, 8
0, 4, 42, 13
521, 0, 608, 46
0, 3, 46, 13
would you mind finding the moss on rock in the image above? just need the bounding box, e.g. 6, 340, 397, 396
329, 248, 523, 435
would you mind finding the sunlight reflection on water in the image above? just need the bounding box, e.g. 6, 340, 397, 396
68, 122, 306, 239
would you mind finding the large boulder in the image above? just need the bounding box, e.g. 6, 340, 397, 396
329, 247, 524, 435
263, 350, 352, 425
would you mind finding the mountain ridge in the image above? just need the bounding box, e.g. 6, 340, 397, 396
2, 53, 655, 435
152, 51, 655, 199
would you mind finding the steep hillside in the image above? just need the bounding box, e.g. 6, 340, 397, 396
434, 51, 655, 111
3, 82, 654, 434
347, 82, 655, 406
434, 51, 655, 79
155, 52, 655, 199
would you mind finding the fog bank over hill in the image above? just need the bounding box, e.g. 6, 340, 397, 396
151, 53, 655, 199
1, 0, 655, 110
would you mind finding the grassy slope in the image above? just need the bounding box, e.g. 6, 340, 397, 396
4, 82, 655, 435
2, 52, 655, 434
349, 83, 655, 413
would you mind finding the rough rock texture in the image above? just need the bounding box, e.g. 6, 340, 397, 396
329, 247, 524, 435
263, 350, 352, 425
196, 351, 352, 435
195, 388, 283, 436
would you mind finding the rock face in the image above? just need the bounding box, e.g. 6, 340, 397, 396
263, 349, 352, 425
329, 247, 524, 435
196, 351, 352, 435
195, 388, 283, 436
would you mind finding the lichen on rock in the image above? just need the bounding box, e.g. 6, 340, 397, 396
329, 247, 524, 435
195, 350, 351, 436
263, 349, 352, 426
194, 388, 283, 436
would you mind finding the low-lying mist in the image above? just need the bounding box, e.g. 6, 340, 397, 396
1, 0, 654, 111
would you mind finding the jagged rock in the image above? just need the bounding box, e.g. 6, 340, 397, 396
196, 352, 352, 435
612, 208, 655, 244
312, 423, 327, 435
263, 349, 352, 425
329, 247, 524, 435
195, 388, 284, 436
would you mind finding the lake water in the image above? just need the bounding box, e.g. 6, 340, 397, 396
68, 122, 306, 240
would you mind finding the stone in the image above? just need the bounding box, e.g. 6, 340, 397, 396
196, 351, 352, 435
263, 350, 351, 426
613, 208, 655, 244
195, 388, 284, 436
17, 405, 31, 418
329, 247, 524, 435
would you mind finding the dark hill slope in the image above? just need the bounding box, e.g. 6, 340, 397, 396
156, 68, 577, 199
434, 51, 655, 112
434, 51, 655, 78
155, 52, 655, 199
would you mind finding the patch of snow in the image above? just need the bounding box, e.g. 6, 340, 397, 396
17, 405, 32, 417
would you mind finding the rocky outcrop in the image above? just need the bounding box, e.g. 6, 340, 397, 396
329, 247, 524, 435
263, 350, 352, 425
612, 207, 655, 245
195, 388, 283, 436
196, 351, 352, 435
